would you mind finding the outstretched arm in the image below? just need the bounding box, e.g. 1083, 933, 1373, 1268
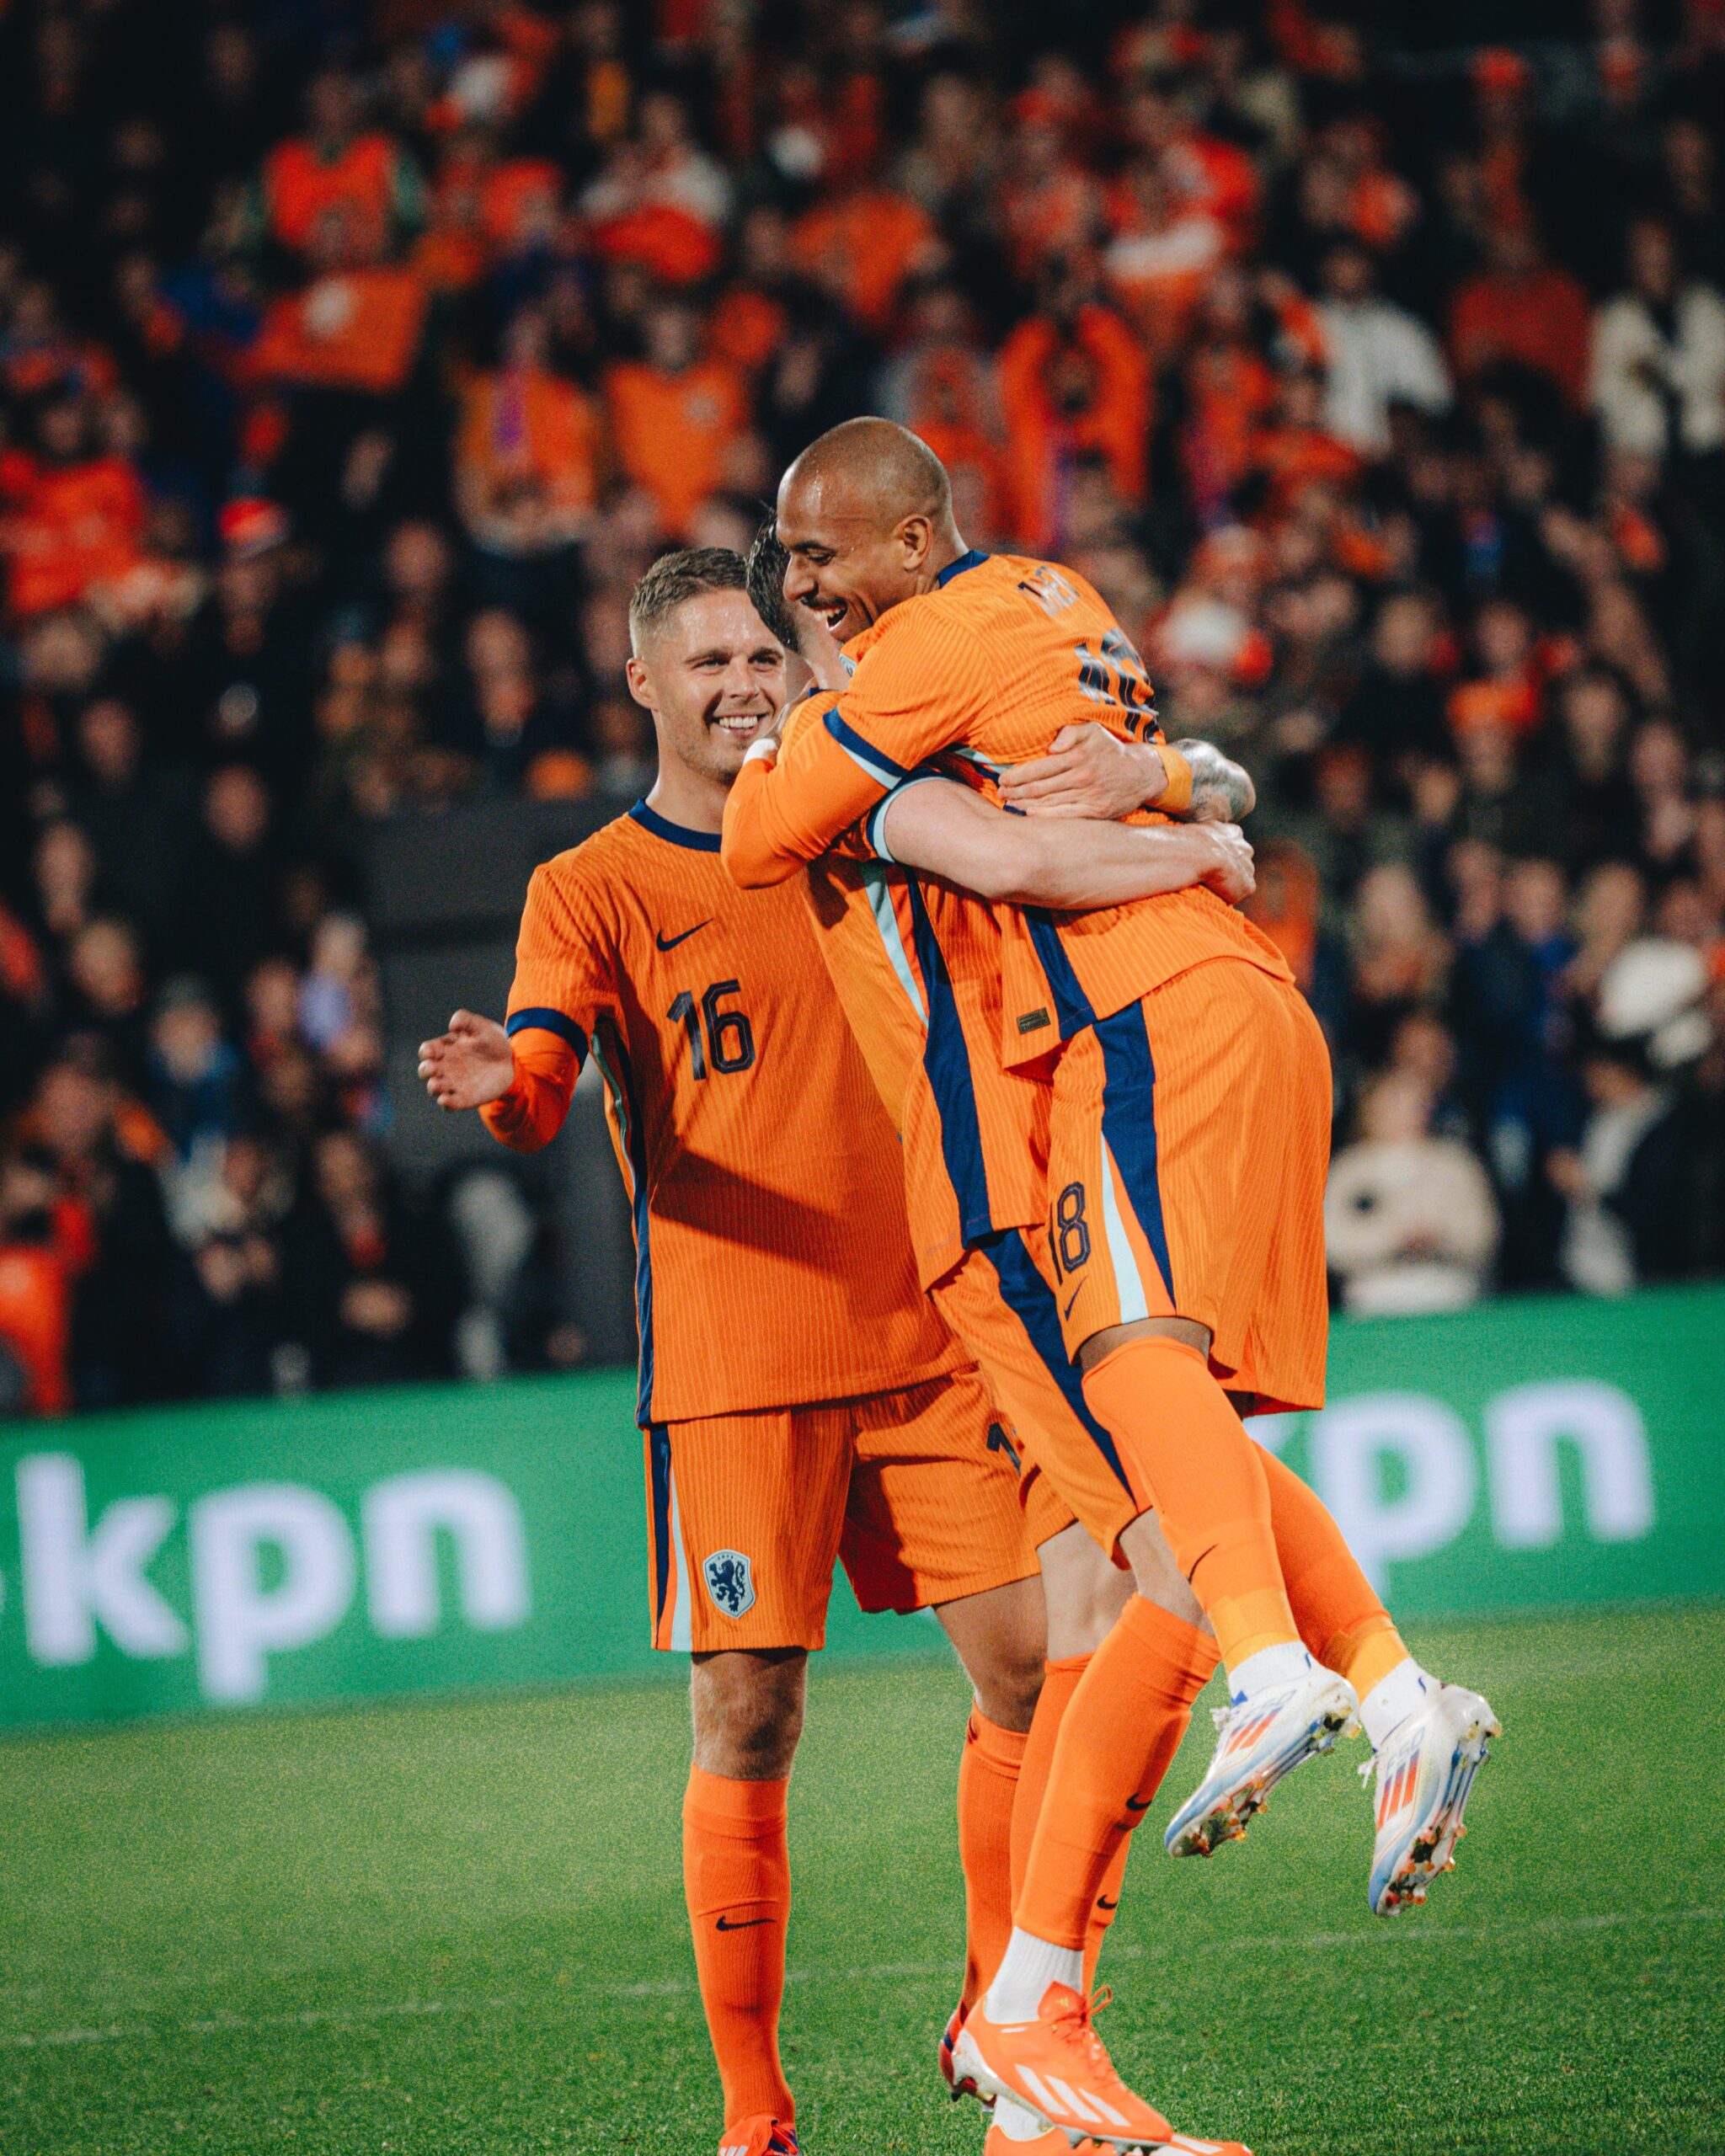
420, 864, 603, 1150
419, 1008, 579, 1152
877, 779, 1254, 910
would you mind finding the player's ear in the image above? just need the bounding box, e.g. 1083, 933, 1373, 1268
624, 654, 655, 711
897, 512, 933, 573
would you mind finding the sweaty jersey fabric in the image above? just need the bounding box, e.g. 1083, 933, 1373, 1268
483, 799, 961, 1423
720, 548, 1292, 1067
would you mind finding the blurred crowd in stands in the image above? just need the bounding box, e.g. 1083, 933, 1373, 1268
2, 0, 1723, 1415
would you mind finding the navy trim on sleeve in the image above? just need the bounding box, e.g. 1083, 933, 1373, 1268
822, 707, 910, 786
506, 1007, 589, 1059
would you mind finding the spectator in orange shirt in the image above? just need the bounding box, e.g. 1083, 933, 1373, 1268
1247, 367, 1363, 515
1449, 221, 1593, 408
708, 205, 794, 381
582, 88, 732, 286
1103, 156, 1228, 360
604, 301, 745, 539
258, 69, 425, 261
0, 1146, 85, 1415
456, 307, 601, 564
1448, 599, 1546, 743
1317, 115, 1419, 257
3, 397, 147, 620
995, 93, 1104, 286
996, 262, 1151, 553
791, 181, 942, 335
424, 126, 563, 290
1120, 77, 1259, 238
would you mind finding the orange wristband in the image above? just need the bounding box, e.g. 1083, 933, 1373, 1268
1156, 744, 1194, 814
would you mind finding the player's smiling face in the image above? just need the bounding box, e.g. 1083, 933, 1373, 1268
776, 472, 927, 644
627, 589, 788, 786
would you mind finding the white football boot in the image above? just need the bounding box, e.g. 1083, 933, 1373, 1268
1364, 1682, 1501, 1914
1165, 1665, 1359, 1858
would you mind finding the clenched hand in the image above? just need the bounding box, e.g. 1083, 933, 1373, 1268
1194, 824, 1255, 905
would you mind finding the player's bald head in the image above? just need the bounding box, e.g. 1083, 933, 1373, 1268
779, 417, 952, 536
775, 418, 966, 640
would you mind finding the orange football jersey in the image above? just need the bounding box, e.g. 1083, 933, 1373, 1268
780, 696, 1049, 1291
482, 800, 962, 1423
721, 549, 1291, 1066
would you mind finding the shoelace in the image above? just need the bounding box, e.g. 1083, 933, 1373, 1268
1048, 1985, 1119, 2079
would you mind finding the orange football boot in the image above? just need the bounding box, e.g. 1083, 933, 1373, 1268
984, 2132, 1254, 2156
717, 2120, 798, 2156
953, 1983, 1172, 2148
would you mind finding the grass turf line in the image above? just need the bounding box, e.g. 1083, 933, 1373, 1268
1, 1605, 1721, 2154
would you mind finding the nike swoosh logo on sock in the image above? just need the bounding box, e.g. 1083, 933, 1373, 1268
715, 1915, 772, 1931
1097, 1896, 1119, 1910
1124, 1796, 1152, 1813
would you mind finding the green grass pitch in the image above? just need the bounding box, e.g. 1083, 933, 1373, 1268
3, 1605, 1722, 2155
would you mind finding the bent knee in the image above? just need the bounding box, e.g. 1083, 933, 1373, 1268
972, 1649, 1045, 1732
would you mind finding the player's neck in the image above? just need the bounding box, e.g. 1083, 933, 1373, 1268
916, 526, 970, 594
644, 758, 729, 836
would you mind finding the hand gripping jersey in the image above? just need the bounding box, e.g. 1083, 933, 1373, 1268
721, 548, 1293, 1064
483, 800, 962, 1425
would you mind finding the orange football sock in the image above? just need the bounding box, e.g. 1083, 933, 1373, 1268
1008, 1653, 1138, 1986
682, 1766, 794, 2130
1259, 1449, 1409, 1695
1010, 1654, 1089, 1906
1081, 1337, 1300, 1674
1085, 1836, 1132, 1993
1015, 1597, 1218, 1950
957, 1708, 1028, 2011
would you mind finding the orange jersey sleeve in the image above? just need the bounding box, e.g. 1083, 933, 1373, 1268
480, 856, 620, 1151
719, 566, 996, 884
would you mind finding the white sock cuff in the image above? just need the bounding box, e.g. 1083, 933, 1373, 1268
1226, 1640, 1314, 1700
984, 1927, 1085, 2023
1361, 1658, 1434, 1750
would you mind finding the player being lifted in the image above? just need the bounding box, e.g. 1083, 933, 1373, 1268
723, 423, 1501, 2148
419, 547, 1264, 2156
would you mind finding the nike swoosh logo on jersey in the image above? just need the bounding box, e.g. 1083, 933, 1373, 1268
715, 1914, 772, 1931
656, 920, 713, 951
1062, 1283, 1083, 1320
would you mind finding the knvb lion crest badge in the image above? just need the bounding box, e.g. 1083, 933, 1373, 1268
703, 1549, 756, 1619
